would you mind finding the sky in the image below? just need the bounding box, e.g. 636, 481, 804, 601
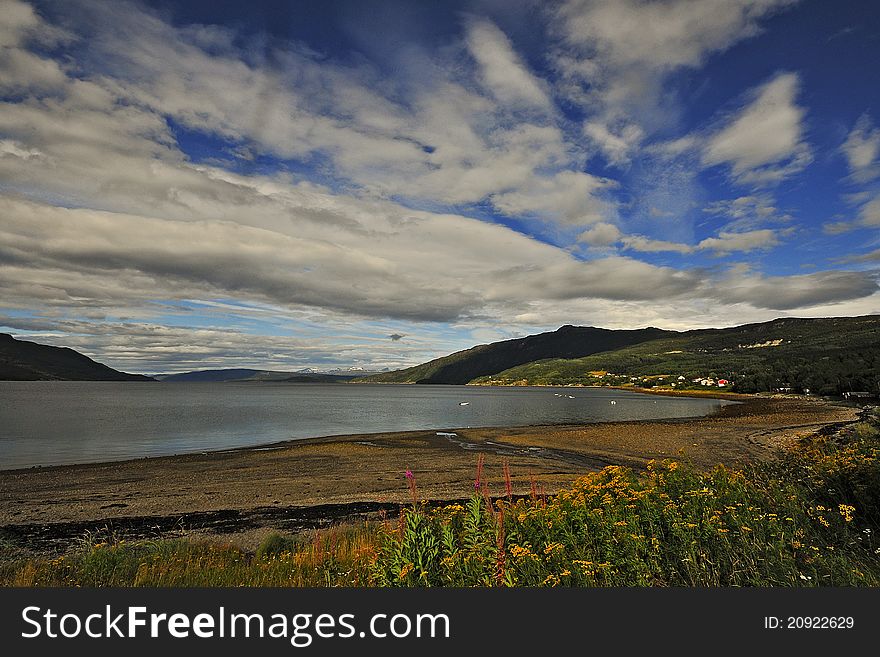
1, 0, 880, 374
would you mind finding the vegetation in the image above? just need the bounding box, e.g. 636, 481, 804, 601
473, 316, 880, 395
0, 525, 378, 587
356, 325, 673, 384
4, 413, 879, 587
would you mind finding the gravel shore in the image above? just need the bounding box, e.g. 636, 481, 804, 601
0, 395, 860, 553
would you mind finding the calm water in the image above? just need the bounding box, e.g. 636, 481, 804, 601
0, 382, 732, 470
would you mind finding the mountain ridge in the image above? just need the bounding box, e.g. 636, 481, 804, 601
356, 315, 880, 394
0, 334, 153, 381
355, 325, 676, 384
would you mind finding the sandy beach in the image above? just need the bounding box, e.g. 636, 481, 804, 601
0, 394, 861, 553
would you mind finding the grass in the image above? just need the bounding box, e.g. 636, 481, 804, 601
3, 414, 879, 587
0, 525, 378, 587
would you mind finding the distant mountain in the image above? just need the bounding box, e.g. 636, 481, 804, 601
0, 334, 153, 381
473, 316, 880, 395
356, 316, 880, 395
155, 368, 360, 383
355, 325, 675, 384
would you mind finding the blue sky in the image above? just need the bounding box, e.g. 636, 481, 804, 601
1, 0, 879, 373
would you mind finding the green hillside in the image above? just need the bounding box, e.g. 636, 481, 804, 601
355, 325, 675, 384
473, 316, 880, 395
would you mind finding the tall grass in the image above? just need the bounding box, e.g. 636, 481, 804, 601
3, 415, 879, 587
1, 524, 378, 587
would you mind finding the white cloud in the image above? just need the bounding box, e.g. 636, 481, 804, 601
703, 194, 793, 231
489, 170, 614, 225
859, 194, 880, 226
556, 0, 796, 71
621, 235, 694, 254
577, 222, 621, 246
841, 113, 880, 181
0, 0, 875, 372
703, 72, 812, 185
583, 119, 645, 166
619, 228, 781, 255
822, 192, 880, 233
465, 18, 554, 111
696, 229, 780, 254
551, 0, 797, 167
717, 270, 878, 309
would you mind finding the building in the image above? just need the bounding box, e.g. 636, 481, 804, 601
842, 391, 877, 401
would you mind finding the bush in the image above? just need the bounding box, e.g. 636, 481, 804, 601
372, 419, 880, 587
256, 532, 303, 559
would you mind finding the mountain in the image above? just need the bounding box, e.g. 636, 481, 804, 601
0, 334, 153, 381
155, 368, 359, 383
355, 325, 676, 384
473, 316, 880, 395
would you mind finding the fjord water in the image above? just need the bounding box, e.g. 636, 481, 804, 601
0, 382, 731, 469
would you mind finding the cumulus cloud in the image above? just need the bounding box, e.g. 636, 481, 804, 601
703, 73, 812, 185
577, 222, 621, 246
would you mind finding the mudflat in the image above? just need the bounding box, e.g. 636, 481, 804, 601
0, 395, 860, 553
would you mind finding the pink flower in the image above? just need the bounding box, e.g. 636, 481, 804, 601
405, 469, 414, 480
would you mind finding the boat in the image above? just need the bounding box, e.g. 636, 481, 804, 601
459, 401, 470, 406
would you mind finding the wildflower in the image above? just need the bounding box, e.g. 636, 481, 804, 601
509, 545, 534, 559
404, 469, 417, 504
838, 504, 855, 522
799, 574, 812, 581
541, 574, 561, 587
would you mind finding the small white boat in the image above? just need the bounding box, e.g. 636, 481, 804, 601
567, 395, 575, 399
610, 400, 617, 404
459, 401, 470, 406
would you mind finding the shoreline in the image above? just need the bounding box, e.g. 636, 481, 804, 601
0, 384, 741, 474
0, 394, 862, 554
